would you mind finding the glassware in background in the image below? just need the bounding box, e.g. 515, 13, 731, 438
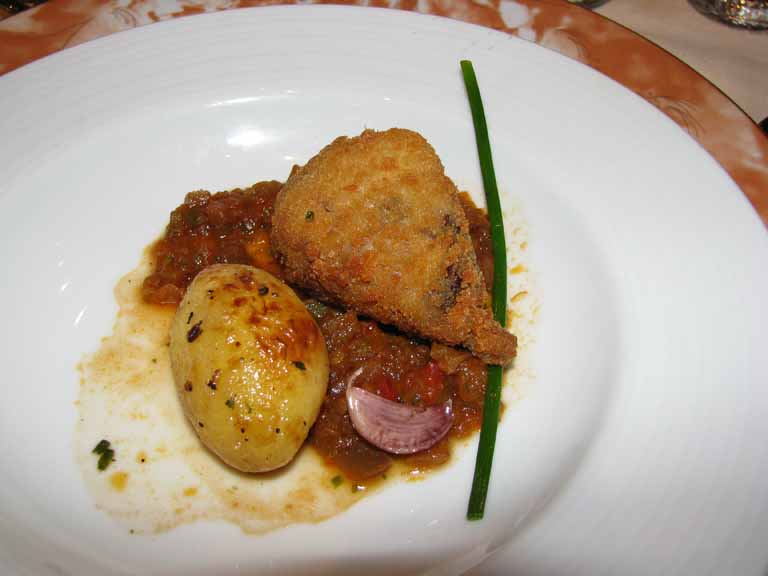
0, 0, 46, 21
567, 0, 612, 7
689, 0, 768, 29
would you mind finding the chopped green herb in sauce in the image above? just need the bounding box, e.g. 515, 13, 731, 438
331, 475, 343, 488
92, 439, 115, 471
92, 439, 111, 455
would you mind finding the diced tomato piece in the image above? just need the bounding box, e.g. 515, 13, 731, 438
417, 361, 446, 405
370, 373, 397, 402
397, 361, 446, 406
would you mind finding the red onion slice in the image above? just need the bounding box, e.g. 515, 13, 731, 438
346, 386, 454, 455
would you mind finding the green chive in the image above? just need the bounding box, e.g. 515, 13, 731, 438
331, 475, 343, 488
461, 60, 508, 521
293, 360, 306, 371
225, 398, 235, 409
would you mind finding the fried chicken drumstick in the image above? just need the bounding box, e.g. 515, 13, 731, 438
270, 128, 516, 365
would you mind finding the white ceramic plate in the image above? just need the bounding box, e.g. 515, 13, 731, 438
0, 6, 767, 576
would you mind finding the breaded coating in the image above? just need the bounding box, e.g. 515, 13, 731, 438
270, 128, 516, 365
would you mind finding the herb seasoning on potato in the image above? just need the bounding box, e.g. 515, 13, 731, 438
169, 264, 329, 473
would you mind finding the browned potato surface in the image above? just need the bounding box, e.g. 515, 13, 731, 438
170, 264, 329, 472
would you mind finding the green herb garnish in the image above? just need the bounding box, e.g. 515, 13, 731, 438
92, 439, 115, 471
293, 360, 306, 371
331, 475, 343, 488
461, 60, 508, 521
304, 210, 315, 221
92, 439, 111, 455
225, 398, 235, 409
304, 300, 328, 319
98, 450, 115, 471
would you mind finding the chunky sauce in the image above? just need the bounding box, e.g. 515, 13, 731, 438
143, 181, 283, 305
142, 182, 493, 482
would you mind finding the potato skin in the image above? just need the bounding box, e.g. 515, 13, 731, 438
169, 264, 329, 473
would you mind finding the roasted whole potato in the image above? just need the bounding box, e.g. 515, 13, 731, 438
169, 264, 329, 472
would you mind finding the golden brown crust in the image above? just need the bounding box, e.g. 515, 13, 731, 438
270, 128, 516, 365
